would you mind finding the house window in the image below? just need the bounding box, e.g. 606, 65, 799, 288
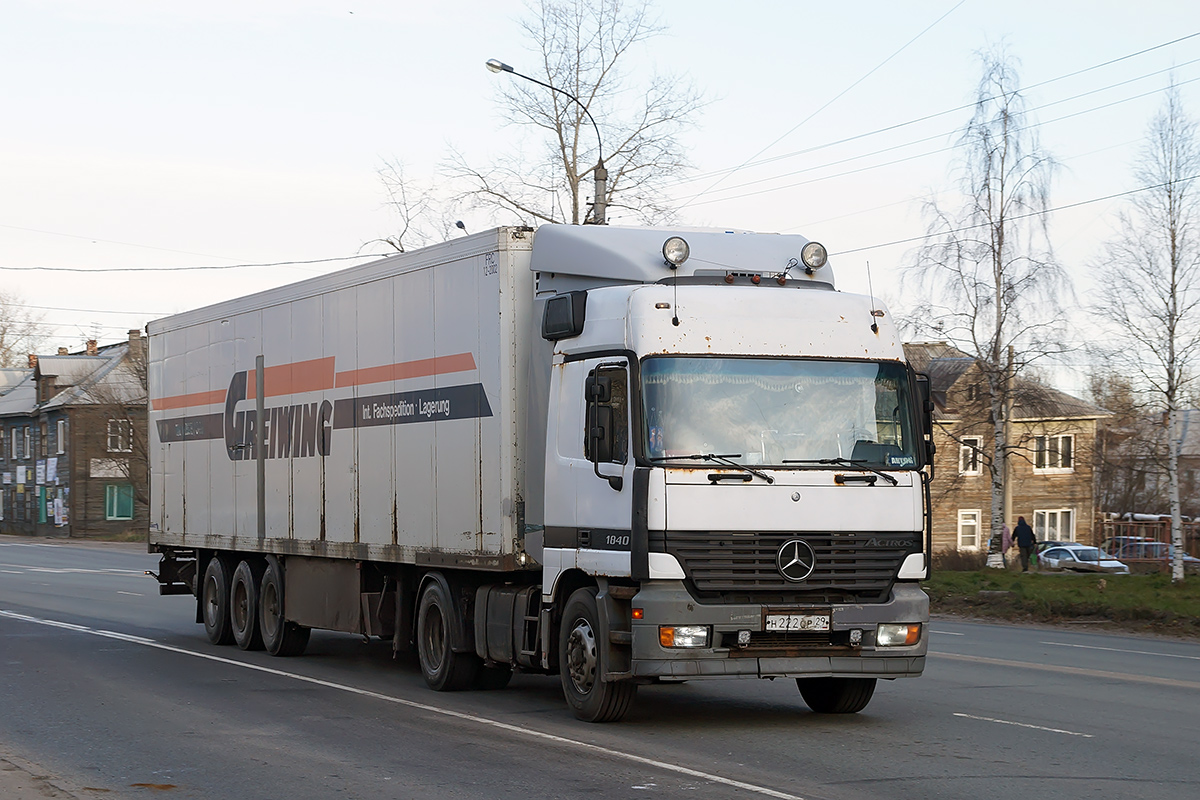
23, 427, 31, 460
959, 437, 982, 475
105, 483, 134, 520
56, 420, 66, 455
6, 428, 13, 460
107, 419, 133, 453
958, 509, 981, 549
40, 421, 48, 457
1034, 508, 1075, 541
1034, 434, 1074, 471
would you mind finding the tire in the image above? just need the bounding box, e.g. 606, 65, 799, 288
416, 578, 479, 691
796, 677, 877, 714
230, 560, 265, 651
201, 556, 235, 646
474, 664, 514, 690
559, 587, 636, 722
259, 557, 310, 657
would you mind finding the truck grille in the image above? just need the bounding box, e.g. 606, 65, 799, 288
651, 530, 918, 604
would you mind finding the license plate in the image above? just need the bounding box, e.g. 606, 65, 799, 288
765, 613, 830, 632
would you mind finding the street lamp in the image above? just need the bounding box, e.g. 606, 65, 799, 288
485, 58, 607, 225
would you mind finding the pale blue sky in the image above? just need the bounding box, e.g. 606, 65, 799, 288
2, 0, 1197, 391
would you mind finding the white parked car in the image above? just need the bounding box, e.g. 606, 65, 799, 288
1039, 544, 1130, 575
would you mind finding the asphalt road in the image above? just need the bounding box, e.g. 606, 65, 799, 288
1, 537, 1198, 800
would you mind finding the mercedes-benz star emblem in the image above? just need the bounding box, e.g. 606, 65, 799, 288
776, 539, 816, 582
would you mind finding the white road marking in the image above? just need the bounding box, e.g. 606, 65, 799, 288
1, 570, 23, 574
1041, 641, 1200, 661
0, 563, 142, 575
954, 712, 1093, 738
0, 609, 804, 800
931, 630, 965, 636
931, 651, 1200, 690
117, 591, 143, 597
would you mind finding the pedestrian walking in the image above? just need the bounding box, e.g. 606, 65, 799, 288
1013, 516, 1036, 572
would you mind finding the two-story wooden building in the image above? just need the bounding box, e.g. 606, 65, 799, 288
0, 332, 147, 538
904, 342, 1108, 551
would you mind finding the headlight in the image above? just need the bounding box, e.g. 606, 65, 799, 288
800, 241, 827, 271
659, 625, 710, 648
662, 236, 690, 267
876, 623, 921, 647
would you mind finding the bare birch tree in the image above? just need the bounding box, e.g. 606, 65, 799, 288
369, 159, 455, 254
1093, 83, 1200, 583
0, 291, 46, 368
910, 49, 1067, 552
451, 0, 703, 225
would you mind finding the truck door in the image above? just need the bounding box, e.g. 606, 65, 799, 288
545, 356, 634, 564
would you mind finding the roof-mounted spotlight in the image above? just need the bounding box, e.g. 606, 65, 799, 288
663, 236, 690, 269
801, 241, 828, 275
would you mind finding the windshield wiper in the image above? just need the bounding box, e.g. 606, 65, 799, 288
649, 453, 775, 484
781, 457, 899, 486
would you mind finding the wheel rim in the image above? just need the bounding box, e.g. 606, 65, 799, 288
204, 575, 220, 627
422, 604, 446, 672
261, 580, 280, 639
233, 581, 249, 632
565, 616, 597, 694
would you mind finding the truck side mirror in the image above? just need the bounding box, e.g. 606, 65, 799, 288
915, 372, 936, 469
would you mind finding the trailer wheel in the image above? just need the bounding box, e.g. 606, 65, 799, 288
559, 587, 636, 722
796, 677, 877, 714
230, 560, 265, 651
259, 557, 310, 657
416, 580, 478, 691
201, 557, 235, 646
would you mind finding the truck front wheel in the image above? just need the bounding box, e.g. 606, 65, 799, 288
416, 579, 478, 691
201, 557, 234, 646
796, 677, 876, 713
559, 588, 635, 722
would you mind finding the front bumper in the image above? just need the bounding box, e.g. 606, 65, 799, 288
628, 581, 928, 680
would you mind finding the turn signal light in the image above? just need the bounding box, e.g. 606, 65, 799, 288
632, 608, 644, 620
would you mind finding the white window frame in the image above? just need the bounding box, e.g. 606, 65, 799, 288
959, 437, 982, 475
23, 427, 31, 461
107, 419, 133, 453
1034, 508, 1075, 541
1034, 434, 1074, 473
958, 509, 981, 549
56, 419, 66, 455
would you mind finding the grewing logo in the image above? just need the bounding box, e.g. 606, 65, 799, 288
776, 539, 816, 582
153, 353, 492, 461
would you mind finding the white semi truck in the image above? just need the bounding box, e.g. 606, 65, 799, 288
147, 224, 933, 722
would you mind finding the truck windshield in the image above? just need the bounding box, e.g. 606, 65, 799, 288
641, 357, 918, 469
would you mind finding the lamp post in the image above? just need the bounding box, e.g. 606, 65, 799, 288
485, 58, 607, 225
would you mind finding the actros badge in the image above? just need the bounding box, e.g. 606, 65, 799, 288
776, 539, 816, 582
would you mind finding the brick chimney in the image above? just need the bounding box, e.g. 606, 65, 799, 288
86, 340, 98, 356
28, 354, 37, 368
58, 347, 69, 355
127, 329, 144, 359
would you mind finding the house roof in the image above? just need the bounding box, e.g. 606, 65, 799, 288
903, 341, 1106, 422
0, 369, 35, 416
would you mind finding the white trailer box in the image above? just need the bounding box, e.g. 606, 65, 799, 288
149, 227, 535, 569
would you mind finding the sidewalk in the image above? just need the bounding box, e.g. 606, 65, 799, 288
0, 752, 79, 799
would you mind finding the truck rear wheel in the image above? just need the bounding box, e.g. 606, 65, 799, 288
416, 579, 478, 691
796, 677, 876, 714
201, 557, 235, 646
559, 587, 635, 722
259, 557, 310, 657
230, 560, 265, 651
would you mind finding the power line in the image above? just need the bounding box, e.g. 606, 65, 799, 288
667, 30, 1200, 190
829, 173, 1200, 258
675, 0, 967, 210
0, 253, 392, 274
0, 223, 240, 261
681, 72, 1200, 209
